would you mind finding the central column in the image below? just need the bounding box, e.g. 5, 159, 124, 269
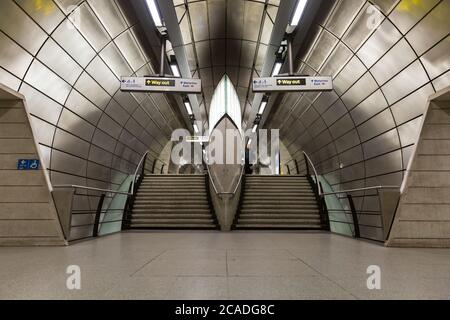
206, 75, 244, 231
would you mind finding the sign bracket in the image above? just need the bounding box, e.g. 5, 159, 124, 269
287, 34, 294, 77
159, 35, 167, 77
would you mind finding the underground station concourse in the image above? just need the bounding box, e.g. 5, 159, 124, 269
0, 0, 449, 302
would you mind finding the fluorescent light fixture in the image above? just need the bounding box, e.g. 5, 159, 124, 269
252, 125, 258, 133
184, 102, 193, 115
146, 0, 163, 27
247, 139, 252, 147
193, 123, 199, 133
272, 61, 283, 76
291, 0, 308, 26
184, 100, 193, 115
170, 63, 181, 77
170, 55, 181, 77
258, 101, 267, 114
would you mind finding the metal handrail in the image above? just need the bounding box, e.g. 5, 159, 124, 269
232, 165, 245, 195
54, 151, 152, 196
153, 157, 169, 166
206, 162, 245, 196
131, 151, 150, 195
53, 185, 132, 196
285, 158, 296, 164
285, 157, 305, 165
322, 185, 400, 196
145, 148, 169, 166
302, 151, 321, 196
206, 163, 219, 194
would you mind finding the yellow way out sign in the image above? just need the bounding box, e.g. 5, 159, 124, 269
253, 76, 333, 92
121, 77, 202, 94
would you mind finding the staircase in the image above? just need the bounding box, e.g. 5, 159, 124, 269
233, 175, 326, 230
127, 175, 219, 229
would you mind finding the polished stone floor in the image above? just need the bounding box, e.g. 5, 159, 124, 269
0, 231, 449, 300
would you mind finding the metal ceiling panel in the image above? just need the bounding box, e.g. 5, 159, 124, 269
115, 30, 147, 71
88, 0, 128, 39
356, 19, 401, 68
370, 39, 416, 85
325, 0, 365, 38
342, 3, 380, 51
15, 0, 65, 33
388, 0, 440, 34
171, 0, 281, 116
0, 0, 185, 240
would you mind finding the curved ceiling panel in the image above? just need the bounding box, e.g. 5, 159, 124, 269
266, 0, 450, 240
0, 0, 184, 197
170, 0, 280, 118
209, 74, 242, 133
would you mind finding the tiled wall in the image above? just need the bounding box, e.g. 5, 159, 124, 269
271, 0, 450, 240
0, 0, 184, 238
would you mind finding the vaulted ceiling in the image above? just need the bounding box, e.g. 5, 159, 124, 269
167, 0, 281, 120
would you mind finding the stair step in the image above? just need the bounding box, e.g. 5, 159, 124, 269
137, 188, 206, 191
138, 187, 206, 191
246, 179, 309, 181
136, 192, 207, 196
245, 187, 311, 189
235, 224, 323, 229
245, 175, 307, 177
244, 188, 313, 192
139, 184, 205, 188
245, 189, 312, 192
242, 199, 317, 204
243, 195, 315, 198
237, 218, 321, 224
245, 178, 309, 180
134, 198, 207, 202
241, 205, 318, 210
245, 186, 312, 189
142, 175, 205, 178
137, 190, 206, 194
245, 181, 310, 184
134, 205, 209, 209
233, 175, 324, 231
135, 196, 207, 200
132, 208, 211, 213
243, 194, 316, 199
134, 200, 209, 204
133, 204, 210, 209
241, 202, 318, 206
131, 218, 214, 224
239, 214, 321, 219
129, 224, 217, 229
244, 191, 315, 195
245, 179, 310, 182
143, 178, 205, 181
140, 181, 205, 184
135, 197, 207, 201
132, 214, 213, 219
240, 209, 320, 214
138, 190, 206, 193
129, 174, 217, 230
140, 181, 205, 185
243, 199, 316, 203
137, 187, 205, 191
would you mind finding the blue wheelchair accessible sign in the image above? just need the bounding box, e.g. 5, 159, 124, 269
17, 159, 40, 170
